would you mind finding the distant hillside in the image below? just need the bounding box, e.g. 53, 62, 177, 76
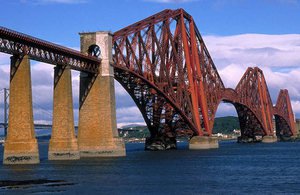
118, 125, 150, 138
213, 116, 240, 134
118, 116, 240, 138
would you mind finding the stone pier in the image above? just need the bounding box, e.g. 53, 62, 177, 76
262, 135, 277, 143
189, 136, 219, 149
3, 55, 39, 164
48, 66, 80, 160
77, 31, 125, 157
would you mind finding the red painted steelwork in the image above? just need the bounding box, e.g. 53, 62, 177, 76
224, 67, 274, 137
113, 9, 224, 137
113, 9, 295, 138
0, 9, 295, 139
274, 89, 296, 136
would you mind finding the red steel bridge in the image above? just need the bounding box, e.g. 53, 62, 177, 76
0, 9, 296, 144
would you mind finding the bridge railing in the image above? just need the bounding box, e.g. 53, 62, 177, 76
0, 26, 101, 73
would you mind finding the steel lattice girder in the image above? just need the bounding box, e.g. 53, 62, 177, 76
274, 89, 296, 136
0, 10, 295, 138
113, 8, 224, 137
0, 26, 100, 73
233, 67, 274, 136
112, 8, 296, 138
222, 68, 295, 137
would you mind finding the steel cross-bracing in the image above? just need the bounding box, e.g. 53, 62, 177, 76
0, 9, 296, 140
0, 26, 100, 73
273, 89, 297, 138
113, 9, 224, 138
112, 9, 296, 139
222, 68, 274, 138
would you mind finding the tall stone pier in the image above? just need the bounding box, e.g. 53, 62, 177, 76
3, 55, 39, 164
77, 31, 126, 157
48, 66, 80, 160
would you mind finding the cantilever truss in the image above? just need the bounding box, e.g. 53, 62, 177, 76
113, 9, 296, 138
274, 90, 296, 137
233, 67, 274, 137
0, 9, 295, 139
113, 9, 224, 137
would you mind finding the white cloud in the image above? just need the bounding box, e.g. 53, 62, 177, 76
114, 81, 129, 96
291, 100, 300, 115
0, 53, 10, 66
117, 122, 146, 128
260, 67, 300, 100
218, 63, 248, 88
1, 33, 300, 128
204, 34, 300, 68
203, 34, 300, 117
116, 106, 144, 124
0, 54, 10, 91
215, 103, 237, 117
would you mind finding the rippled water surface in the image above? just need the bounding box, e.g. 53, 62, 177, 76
1, 141, 300, 194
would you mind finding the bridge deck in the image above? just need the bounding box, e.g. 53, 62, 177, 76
0, 26, 101, 73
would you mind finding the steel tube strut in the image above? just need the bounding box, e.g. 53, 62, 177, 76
112, 8, 296, 138
0, 8, 295, 139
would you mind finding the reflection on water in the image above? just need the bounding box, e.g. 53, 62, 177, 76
0, 179, 74, 190
1, 141, 300, 194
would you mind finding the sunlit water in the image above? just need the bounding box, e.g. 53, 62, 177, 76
1, 140, 300, 194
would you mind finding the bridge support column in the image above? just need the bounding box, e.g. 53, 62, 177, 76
3, 55, 39, 164
189, 136, 219, 149
78, 31, 125, 157
262, 135, 277, 143
48, 66, 80, 160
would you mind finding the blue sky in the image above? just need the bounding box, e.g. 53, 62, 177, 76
2, 0, 300, 46
1, 0, 300, 127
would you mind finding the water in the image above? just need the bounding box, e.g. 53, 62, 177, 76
1, 140, 300, 194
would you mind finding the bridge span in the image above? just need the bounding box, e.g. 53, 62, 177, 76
0, 8, 297, 164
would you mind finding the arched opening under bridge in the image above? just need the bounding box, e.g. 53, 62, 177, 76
114, 80, 150, 140
213, 99, 267, 143
212, 103, 240, 139
274, 115, 294, 141
113, 67, 196, 150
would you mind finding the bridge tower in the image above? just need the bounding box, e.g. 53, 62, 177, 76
78, 31, 126, 157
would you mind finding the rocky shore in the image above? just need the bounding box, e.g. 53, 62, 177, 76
237, 136, 262, 143
145, 136, 177, 151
